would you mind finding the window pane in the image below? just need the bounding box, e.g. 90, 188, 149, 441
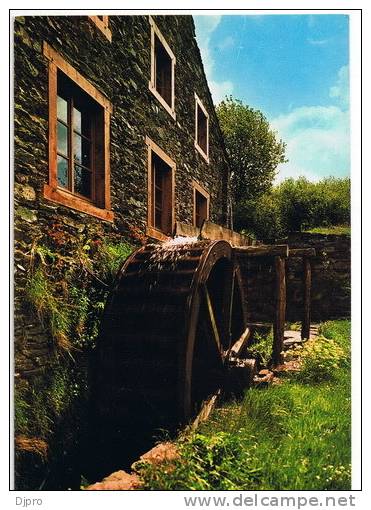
57, 155, 68, 188
81, 113, 91, 139
57, 121, 68, 156
74, 165, 92, 198
73, 105, 91, 138
73, 107, 81, 134
155, 36, 172, 106
73, 133, 91, 169
57, 96, 68, 123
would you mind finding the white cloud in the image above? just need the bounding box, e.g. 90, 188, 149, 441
194, 16, 234, 104
194, 15, 221, 44
217, 35, 235, 51
208, 80, 234, 104
308, 38, 328, 45
329, 65, 349, 109
270, 65, 350, 182
271, 104, 350, 182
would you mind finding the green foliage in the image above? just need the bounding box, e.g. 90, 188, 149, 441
248, 330, 273, 366
95, 240, 133, 282
235, 176, 350, 242
139, 320, 351, 491
289, 320, 350, 385
138, 432, 262, 490
293, 336, 349, 384
305, 225, 351, 235
26, 268, 73, 351
14, 363, 86, 440
319, 320, 351, 353
25, 237, 134, 352
216, 97, 287, 202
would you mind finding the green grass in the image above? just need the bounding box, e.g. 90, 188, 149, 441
138, 320, 351, 490
304, 225, 350, 235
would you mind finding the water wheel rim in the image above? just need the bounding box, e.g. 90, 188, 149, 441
179, 240, 234, 420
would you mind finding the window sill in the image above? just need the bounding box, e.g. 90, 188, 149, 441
146, 225, 172, 242
195, 142, 209, 164
44, 184, 114, 222
149, 83, 176, 120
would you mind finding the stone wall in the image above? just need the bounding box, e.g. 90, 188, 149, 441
14, 14, 230, 489
236, 233, 351, 329
284, 233, 351, 322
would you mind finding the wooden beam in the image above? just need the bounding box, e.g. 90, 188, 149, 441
272, 256, 286, 366
229, 326, 250, 358
182, 390, 221, 435
202, 285, 223, 356
201, 220, 252, 247
301, 257, 312, 340
289, 248, 316, 258
234, 244, 289, 258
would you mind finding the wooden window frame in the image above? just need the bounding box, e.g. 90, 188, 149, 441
89, 16, 112, 42
148, 16, 176, 120
192, 180, 210, 228
43, 42, 113, 222
194, 93, 209, 163
146, 136, 175, 242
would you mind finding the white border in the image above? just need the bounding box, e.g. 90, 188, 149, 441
4, 2, 366, 507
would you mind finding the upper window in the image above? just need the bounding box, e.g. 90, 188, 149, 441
43, 42, 113, 222
89, 16, 112, 41
146, 137, 175, 241
193, 181, 210, 228
149, 16, 176, 119
195, 94, 209, 163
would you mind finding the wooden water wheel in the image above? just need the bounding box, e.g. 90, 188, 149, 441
94, 239, 248, 433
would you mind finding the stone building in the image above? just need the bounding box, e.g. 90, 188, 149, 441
14, 14, 231, 489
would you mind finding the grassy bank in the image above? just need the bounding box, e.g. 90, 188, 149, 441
138, 320, 351, 490
304, 225, 350, 235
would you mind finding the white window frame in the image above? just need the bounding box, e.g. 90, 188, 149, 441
148, 16, 176, 120
194, 93, 209, 163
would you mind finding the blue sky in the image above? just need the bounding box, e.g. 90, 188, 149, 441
194, 14, 349, 182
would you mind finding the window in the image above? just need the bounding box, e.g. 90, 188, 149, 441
149, 16, 176, 119
88, 16, 112, 41
193, 181, 210, 228
43, 42, 113, 221
195, 94, 209, 162
146, 137, 175, 241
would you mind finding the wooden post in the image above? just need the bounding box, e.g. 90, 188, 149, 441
272, 256, 286, 366
301, 257, 312, 340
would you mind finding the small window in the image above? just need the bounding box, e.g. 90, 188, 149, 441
89, 16, 112, 41
146, 137, 175, 240
193, 181, 210, 228
56, 73, 97, 199
195, 94, 209, 162
43, 42, 113, 222
149, 16, 176, 119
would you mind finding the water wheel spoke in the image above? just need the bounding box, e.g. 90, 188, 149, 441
201, 284, 224, 357
225, 268, 236, 349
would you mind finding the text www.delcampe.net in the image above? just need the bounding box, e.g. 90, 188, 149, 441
183, 494, 357, 509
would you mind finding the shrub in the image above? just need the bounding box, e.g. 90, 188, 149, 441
235, 176, 350, 241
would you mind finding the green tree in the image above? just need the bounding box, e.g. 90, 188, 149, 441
216, 97, 287, 203
275, 177, 315, 232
